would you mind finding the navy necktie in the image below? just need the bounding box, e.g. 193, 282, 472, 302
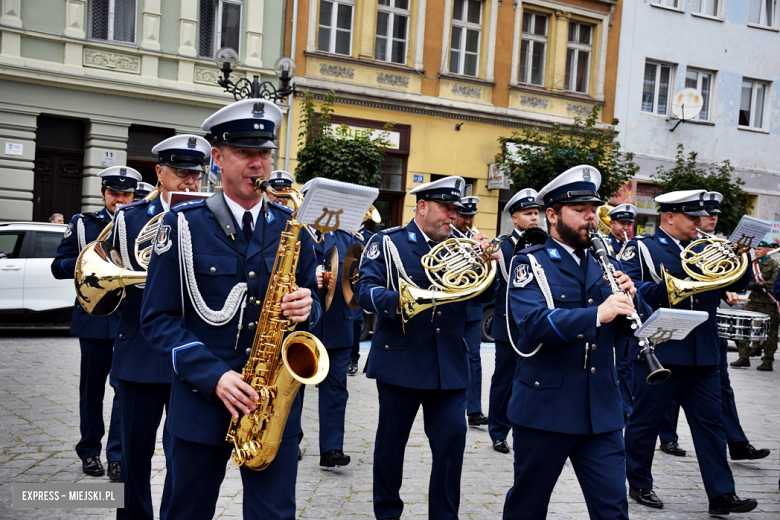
242, 211, 254, 242
680, 240, 691, 248
574, 249, 588, 275
428, 240, 436, 248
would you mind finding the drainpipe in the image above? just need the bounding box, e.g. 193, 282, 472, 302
283, 0, 299, 172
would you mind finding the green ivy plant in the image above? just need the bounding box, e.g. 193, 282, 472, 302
295, 90, 392, 187
495, 105, 638, 201
651, 144, 751, 235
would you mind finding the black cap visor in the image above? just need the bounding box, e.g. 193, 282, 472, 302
457, 209, 478, 216
103, 183, 135, 193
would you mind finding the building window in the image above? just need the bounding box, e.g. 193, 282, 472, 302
88, 0, 137, 43
199, 0, 242, 58
748, 0, 775, 28
565, 22, 592, 94
692, 0, 719, 16
318, 0, 353, 55
519, 12, 547, 86
450, 0, 482, 77
641, 62, 673, 115
684, 69, 713, 121
739, 80, 768, 129
652, 0, 680, 8
376, 0, 409, 64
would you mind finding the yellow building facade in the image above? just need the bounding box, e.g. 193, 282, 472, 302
278, 0, 623, 235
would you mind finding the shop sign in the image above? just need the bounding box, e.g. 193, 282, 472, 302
330, 124, 400, 149
412, 174, 423, 183
636, 183, 660, 215
488, 163, 511, 190
762, 221, 780, 246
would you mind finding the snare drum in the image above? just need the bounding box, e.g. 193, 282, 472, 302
716, 309, 770, 342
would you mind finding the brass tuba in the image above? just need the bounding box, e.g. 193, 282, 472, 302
663, 229, 750, 305
226, 180, 329, 470
398, 225, 499, 325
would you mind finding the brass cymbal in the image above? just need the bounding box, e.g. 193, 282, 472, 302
320, 245, 339, 312
342, 243, 364, 310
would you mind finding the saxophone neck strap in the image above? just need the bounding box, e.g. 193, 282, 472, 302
206, 191, 238, 238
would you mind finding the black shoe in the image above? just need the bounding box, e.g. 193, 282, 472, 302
468, 412, 489, 426
730, 357, 750, 368
347, 360, 358, 375
81, 456, 105, 477
320, 449, 350, 467
708, 493, 757, 514
757, 361, 773, 371
749, 347, 762, 357
492, 439, 510, 454
729, 442, 770, 460
660, 441, 686, 457
629, 487, 664, 509
106, 461, 120, 481
298, 448, 303, 461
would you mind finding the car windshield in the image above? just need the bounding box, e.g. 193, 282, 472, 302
0, 232, 25, 259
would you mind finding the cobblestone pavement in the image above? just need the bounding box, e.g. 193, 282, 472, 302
0, 331, 777, 519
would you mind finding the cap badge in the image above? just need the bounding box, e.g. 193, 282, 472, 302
119, 167, 127, 176
187, 137, 196, 149
582, 168, 591, 181
254, 123, 264, 130
455, 179, 461, 189
252, 102, 265, 117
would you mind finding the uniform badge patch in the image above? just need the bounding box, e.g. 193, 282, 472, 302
147, 205, 156, 216
266, 211, 274, 224
621, 246, 636, 261
513, 264, 533, 287
407, 232, 417, 243
659, 237, 668, 245
366, 242, 380, 260
154, 225, 173, 256
547, 248, 561, 259
63, 223, 73, 238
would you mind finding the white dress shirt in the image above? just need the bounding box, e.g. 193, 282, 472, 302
223, 193, 263, 232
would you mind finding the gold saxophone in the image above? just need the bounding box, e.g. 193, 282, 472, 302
226, 180, 330, 470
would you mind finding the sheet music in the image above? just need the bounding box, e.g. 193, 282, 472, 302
297, 178, 379, 233
635, 308, 709, 343
728, 215, 771, 248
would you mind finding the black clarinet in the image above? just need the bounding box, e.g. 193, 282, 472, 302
589, 230, 671, 385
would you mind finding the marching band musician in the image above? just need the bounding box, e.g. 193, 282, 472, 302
348, 217, 375, 376
266, 170, 295, 206
354, 176, 496, 520
605, 204, 637, 254
134, 181, 155, 200
659, 191, 771, 461
502, 166, 644, 520
51, 166, 140, 479
109, 134, 210, 520
303, 179, 360, 469
140, 99, 322, 520
489, 188, 541, 455
454, 196, 490, 427
621, 190, 758, 515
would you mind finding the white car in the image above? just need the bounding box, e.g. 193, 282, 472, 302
0, 222, 75, 324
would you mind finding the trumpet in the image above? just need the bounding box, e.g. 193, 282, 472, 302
589, 230, 670, 385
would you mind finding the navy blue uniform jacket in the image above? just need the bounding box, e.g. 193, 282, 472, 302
491, 229, 521, 343
354, 219, 496, 390
109, 196, 172, 383
621, 229, 750, 366
506, 238, 649, 435
140, 195, 322, 446
51, 207, 120, 339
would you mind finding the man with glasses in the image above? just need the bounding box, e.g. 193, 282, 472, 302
111, 134, 210, 520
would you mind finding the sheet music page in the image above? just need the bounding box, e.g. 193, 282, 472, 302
635, 309, 709, 342
728, 216, 771, 248
297, 178, 379, 232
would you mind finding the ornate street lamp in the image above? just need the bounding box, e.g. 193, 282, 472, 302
214, 47, 296, 102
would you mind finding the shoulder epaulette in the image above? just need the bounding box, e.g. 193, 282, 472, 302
635, 235, 648, 240
519, 244, 546, 255
380, 226, 404, 235
269, 201, 294, 214
117, 199, 149, 213
82, 211, 107, 221
172, 198, 206, 212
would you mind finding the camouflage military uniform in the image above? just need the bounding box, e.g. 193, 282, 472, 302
736, 255, 779, 364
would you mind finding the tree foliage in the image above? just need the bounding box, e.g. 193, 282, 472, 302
495, 105, 638, 201
295, 90, 391, 187
651, 144, 751, 235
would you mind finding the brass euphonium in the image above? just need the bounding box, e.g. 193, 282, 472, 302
73, 184, 163, 317
398, 224, 499, 325
226, 180, 329, 470
663, 229, 750, 306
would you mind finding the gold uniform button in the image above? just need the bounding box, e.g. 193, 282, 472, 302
534, 382, 540, 387
577, 334, 584, 340
384, 345, 389, 349
248, 322, 256, 331
592, 344, 597, 350
437, 311, 442, 317
591, 367, 596, 373
561, 295, 566, 300
246, 348, 251, 355
210, 267, 216, 273
248, 271, 256, 279
436, 328, 441, 333
588, 298, 594, 305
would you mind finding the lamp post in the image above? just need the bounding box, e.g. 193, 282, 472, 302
214, 47, 296, 102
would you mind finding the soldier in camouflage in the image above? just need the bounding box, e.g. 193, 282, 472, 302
731, 240, 778, 371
